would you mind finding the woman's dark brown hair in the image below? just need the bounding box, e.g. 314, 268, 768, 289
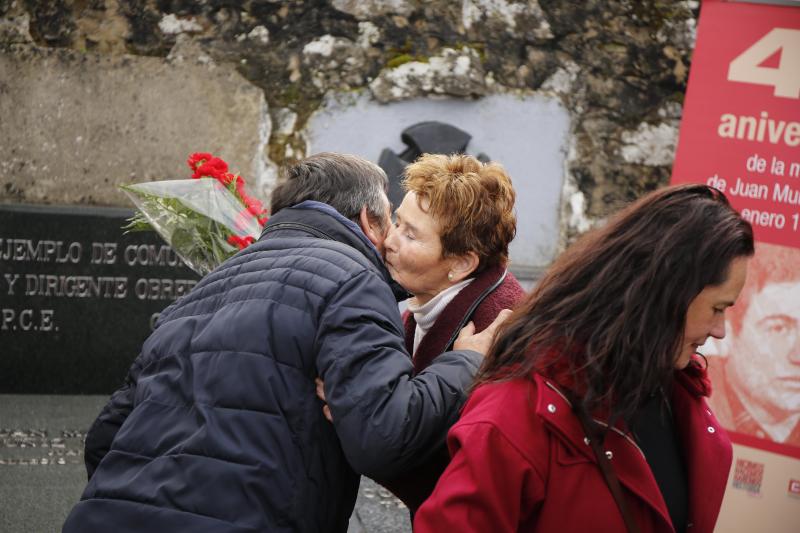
477, 184, 755, 424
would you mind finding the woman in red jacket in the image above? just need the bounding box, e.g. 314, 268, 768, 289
379, 153, 525, 513
415, 184, 754, 533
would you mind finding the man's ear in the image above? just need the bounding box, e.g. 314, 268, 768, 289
448, 251, 480, 283
358, 206, 384, 247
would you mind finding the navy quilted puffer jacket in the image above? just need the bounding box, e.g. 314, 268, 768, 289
62, 203, 481, 533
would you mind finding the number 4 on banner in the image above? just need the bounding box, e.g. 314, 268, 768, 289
728, 28, 800, 99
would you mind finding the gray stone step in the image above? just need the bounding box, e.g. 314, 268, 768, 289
0, 395, 411, 533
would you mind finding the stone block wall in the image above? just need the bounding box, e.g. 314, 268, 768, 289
0, 0, 698, 242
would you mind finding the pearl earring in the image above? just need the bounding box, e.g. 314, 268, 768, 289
448, 272, 454, 282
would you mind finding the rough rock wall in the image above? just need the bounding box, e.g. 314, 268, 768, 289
0, 44, 270, 204
0, 0, 698, 240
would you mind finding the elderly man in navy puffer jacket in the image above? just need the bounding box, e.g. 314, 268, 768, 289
62, 153, 500, 533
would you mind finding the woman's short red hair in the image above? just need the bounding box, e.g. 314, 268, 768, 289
402, 153, 516, 274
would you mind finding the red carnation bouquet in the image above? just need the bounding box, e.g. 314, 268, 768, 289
121, 152, 268, 275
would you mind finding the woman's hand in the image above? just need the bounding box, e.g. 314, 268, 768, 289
454, 309, 513, 354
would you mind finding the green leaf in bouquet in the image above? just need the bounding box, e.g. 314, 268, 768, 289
120, 179, 262, 276
122, 212, 155, 233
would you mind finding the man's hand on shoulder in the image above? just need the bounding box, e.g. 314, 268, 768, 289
454, 309, 513, 355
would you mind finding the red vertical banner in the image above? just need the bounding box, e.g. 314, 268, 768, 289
672, 2, 800, 531
672, 0, 799, 248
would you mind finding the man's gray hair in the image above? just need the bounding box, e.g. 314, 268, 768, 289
270, 152, 389, 226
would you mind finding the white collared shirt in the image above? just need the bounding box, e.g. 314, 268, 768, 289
406, 278, 474, 354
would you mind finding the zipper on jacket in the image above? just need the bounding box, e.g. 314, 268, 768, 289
544, 381, 646, 459
444, 270, 509, 350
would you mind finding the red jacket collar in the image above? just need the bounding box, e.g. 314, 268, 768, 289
674, 357, 713, 397
533, 365, 730, 533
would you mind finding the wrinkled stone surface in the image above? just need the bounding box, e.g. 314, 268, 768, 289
620, 121, 679, 167
357, 21, 380, 48
332, 0, 414, 19
462, 0, 553, 41
348, 478, 411, 533
370, 47, 486, 103
0, 0, 699, 239
158, 13, 203, 36
0, 45, 272, 205
0, 11, 32, 44
303, 34, 369, 90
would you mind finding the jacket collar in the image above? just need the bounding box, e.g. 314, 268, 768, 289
406, 264, 508, 372
671, 367, 732, 533
534, 374, 673, 528
534, 369, 729, 533
260, 202, 409, 301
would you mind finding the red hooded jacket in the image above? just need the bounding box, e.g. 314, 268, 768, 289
414, 362, 732, 533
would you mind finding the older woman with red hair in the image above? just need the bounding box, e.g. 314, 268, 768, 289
378, 152, 525, 513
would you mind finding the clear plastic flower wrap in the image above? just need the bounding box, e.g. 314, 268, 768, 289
121, 153, 267, 276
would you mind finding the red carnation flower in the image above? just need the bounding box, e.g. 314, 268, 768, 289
192, 157, 229, 180
234, 175, 246, 194
246, 198, 265, 217
217, 172, 236, 186
187, 152, 213, 172
227, 235, 255, 250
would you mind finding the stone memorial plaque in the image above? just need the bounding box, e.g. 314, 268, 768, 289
305, 92, 570, 282
0, 204, 201, 394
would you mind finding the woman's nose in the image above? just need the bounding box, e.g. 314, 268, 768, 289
710, 315, 727, 340
384, 226, 397, 252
